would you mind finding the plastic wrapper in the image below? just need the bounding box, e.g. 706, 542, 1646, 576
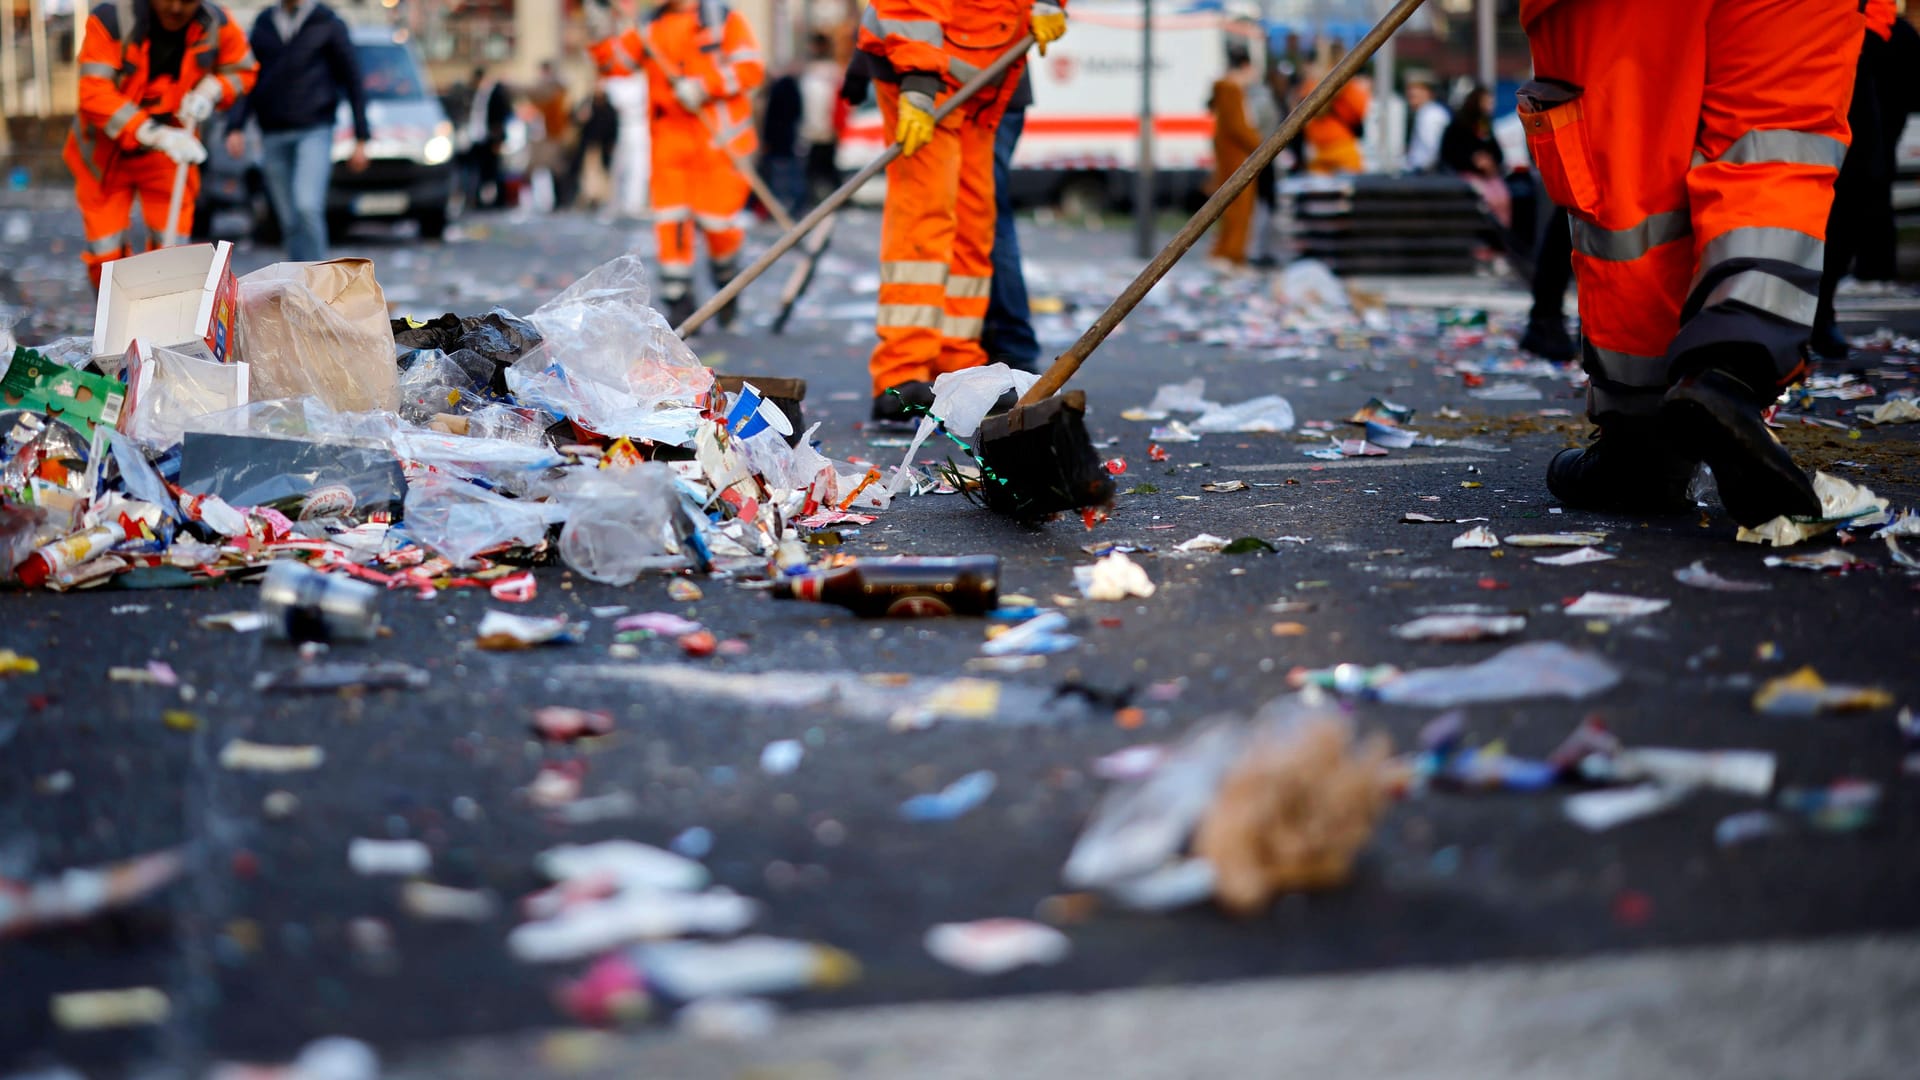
396, 349, 485, 424
235, 259, 397, 412
507, 350, 706, 446
1, 502, 54, 580
104, 428, 179, 519
403, 471, 550, 567
527, 254, 710, 403
1376, 641, 1621, 708
556, 461, 686, 584
525, 254, 711, 412
1062, 719, 1246, 889
389, 428, 565, 495
121, 345, 250, 450
1188, 394, 1296, 434
1193, 701, 1399, 913
178, 432, 406, 524
889, 364, 1038, 494
1271, 258, 1352, 327
1, 849, 183, 938
182, 396, 400, 448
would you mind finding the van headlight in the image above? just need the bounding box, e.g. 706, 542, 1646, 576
423, 134, 454, 166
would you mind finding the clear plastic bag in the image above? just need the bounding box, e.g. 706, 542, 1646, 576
506, 346, 706, 446
182, 396, 401, 448
235, 260, 398, 412
1189, 394, 1296, 434
402, 471, 550, 567
122, 345, 251, 451
526, 254, 713, 409
389, 428, 565, 496
555, 461, 686, 584
396, 349, 485, 425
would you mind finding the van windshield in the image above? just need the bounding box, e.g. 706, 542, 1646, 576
356, 43, 429, 101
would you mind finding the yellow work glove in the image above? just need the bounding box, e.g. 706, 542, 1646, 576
896, 89, 936, 158
1031, 3, 1067, 56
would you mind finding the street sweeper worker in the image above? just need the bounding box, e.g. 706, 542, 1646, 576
1522, 0, 1860, 529
856, 0, 1066, 425
66, 0, 257, 286
588, 0, 765, 330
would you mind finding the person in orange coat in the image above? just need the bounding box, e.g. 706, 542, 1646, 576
589, 0, 765, 329
65, 0, 257, 286
1206, 47, 1263, 269
855, 0, 1065, 424
1301, 55, 1369, 175
1521, 0, 1859, 527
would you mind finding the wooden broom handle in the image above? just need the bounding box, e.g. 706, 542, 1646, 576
1017, 0, 1431, 407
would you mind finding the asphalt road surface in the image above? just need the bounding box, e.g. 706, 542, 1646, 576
4, 197, 1919, 1077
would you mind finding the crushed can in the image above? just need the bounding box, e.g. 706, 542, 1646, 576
258, 560, 381, 643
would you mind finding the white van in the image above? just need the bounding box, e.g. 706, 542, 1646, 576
836, 1, 1266, 210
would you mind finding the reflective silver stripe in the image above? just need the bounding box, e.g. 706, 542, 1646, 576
218, 51, 255, 73
1701, 129, 1846, 169
880, 260, 947, 286
88, 231, 128, 255
104, 102, 141, 138
877, 303, 944, 329
715, 119, 752, 145
656, 206, 692, 222
618, 40, 645, 71
694, 212, 738, 232
724, 49, 761, 65
945, 275, 991, 299
940, 314, 985, 339
1703, 270, 1818, 325
860, 7, 942, 46
79, 62, 119, 80
949, 58, 982, 81
1586, 343, 1666, 388
719, 66, 740, 96
1696, 226, 1825, 276
222, 74, 245, 98
1569, 210, 1690, 262
71, 120, 105, 181
1033, 1, 1064, 13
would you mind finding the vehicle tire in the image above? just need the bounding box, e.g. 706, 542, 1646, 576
418, 208, 448, 240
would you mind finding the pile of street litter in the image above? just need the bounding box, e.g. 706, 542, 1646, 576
2, 244, 900, 599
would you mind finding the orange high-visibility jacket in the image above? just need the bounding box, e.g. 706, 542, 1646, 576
856, 0, 1055, 99
1865, 0, 1895, 39
67, 0, 255, 181
590, 2, 765, 158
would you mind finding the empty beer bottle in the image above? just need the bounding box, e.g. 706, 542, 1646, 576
769, 556, 999, 617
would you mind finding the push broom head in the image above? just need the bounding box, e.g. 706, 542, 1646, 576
975, 390, 1116, 521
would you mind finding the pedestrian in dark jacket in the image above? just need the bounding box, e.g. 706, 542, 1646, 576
227, 0, 369, 261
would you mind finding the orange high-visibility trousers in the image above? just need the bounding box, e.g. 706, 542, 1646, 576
870, 81, 1000, 396
651, 114, 748, 302
72, 148, 199, 288
1520, 0, 1858, 420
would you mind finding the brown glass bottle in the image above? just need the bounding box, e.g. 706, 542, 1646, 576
769, 556, 1000, 617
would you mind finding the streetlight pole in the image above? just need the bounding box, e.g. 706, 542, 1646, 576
1134, 0, 1154, 259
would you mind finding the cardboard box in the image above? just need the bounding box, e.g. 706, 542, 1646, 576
1, 346, 127, 438
92, 241, 239, 364
118, 341, 251, 448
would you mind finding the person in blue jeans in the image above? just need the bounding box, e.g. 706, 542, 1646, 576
980, 70, 1040, 373
226, 0, 368, 261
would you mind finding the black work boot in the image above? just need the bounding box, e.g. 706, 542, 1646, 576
1519, 318, 1578, 362
711, 256, 742, 331
661, 277, 697, 333
1546, 417, 1698, 515
1660, 367, 1819, 527
870, 380, 936, 426
1808, 322, 1850, 362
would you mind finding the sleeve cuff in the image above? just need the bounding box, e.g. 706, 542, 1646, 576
901, 72, 941, 101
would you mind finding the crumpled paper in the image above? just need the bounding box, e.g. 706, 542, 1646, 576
1736, 472, 1888, 547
